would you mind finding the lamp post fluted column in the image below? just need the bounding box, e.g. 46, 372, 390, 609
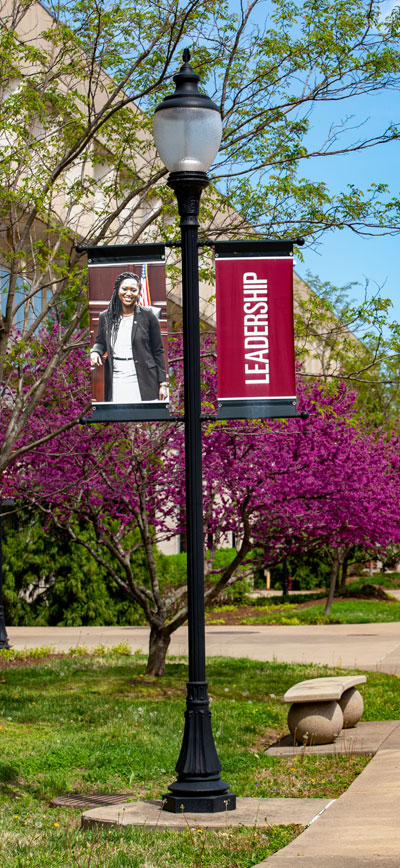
162, 172, 235, 812
154, 51, 236, 813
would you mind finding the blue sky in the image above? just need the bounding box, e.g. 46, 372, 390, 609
295, 89, 399, 319
225, 0, 399, 321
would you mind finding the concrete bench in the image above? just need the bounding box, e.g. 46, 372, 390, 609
283, 675, 366, 745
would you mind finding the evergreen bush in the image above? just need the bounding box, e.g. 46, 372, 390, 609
2, 511, 145, 626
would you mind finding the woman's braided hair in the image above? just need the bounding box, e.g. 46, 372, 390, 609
104, 272, 140, 343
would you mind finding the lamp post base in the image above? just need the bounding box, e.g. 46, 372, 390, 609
162, 681, 236, 813
162, 792, 236, 813
0, 605, 10, 649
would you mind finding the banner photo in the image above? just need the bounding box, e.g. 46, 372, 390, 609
88, 257, 169, 421
215, 256, 296, 419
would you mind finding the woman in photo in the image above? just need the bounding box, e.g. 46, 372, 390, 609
90, 271, 168, 403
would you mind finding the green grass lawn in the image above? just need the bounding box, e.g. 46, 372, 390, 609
207, 598, 400, 625
296, 599, 400, 623
349, 572, 400, 589
0, 650, 398, 867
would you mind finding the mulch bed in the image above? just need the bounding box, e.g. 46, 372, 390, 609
0, 654, 66, 669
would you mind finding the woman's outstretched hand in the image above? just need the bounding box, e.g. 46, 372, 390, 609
90, 352, 103, 368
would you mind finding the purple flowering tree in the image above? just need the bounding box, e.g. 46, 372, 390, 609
4, 329, 400, 672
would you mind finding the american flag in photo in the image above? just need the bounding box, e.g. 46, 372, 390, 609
140, 263, 151, 307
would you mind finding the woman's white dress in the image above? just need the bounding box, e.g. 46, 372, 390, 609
112, 315, 141, 403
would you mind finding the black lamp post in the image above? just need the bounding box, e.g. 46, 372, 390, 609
0, 498, 13, 649
153, 50, 236, 813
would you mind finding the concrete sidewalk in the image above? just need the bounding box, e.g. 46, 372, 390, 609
254, 720, 400, 867
6, 621, 400, 674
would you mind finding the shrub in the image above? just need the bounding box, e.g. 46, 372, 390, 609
156, 547, 255, 602
271, 552, 331, 590
2, 510, 146, 626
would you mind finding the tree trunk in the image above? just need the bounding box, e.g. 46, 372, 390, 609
324, 549, 341, 616
146, 625, 171, 677
339, 552, 350, 592
282, 559, 289, 597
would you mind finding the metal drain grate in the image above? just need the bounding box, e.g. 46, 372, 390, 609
50, 793, 133, 810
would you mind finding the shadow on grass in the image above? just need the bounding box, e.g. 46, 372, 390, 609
0, 762, 19, 783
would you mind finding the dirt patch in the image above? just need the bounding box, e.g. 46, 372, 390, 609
250, 728, 287, 751
0, 654, 66, 669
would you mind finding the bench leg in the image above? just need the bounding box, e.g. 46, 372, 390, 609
339, 687, 364, 728
288, 700, 344, 745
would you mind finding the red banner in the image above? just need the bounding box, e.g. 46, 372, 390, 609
216, 257, 295, 408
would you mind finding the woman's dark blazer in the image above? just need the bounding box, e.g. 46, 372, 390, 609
92, 306, 167, 402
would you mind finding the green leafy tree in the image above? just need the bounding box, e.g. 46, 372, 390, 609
294, 274, 400, 428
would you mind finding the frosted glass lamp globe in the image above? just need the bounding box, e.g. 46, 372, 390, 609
153, 106, 222, 174
153, 49, 222, 174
